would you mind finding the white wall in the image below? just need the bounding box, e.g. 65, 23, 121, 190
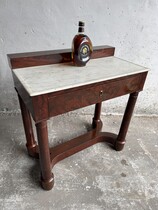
0, 0, 158, 115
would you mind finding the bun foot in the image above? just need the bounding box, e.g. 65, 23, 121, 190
41, 173, 54, 190
27, 145, 39, 158
114, 141, 125, 151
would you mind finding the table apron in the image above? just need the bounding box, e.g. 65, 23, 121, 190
48, 73, 147, 117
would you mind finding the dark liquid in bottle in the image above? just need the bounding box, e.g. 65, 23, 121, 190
72, 22, 93, 67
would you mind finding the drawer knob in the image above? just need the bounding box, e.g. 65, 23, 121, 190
99, 90, 104, 97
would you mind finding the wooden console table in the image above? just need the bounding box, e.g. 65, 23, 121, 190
8, 46, 148, 190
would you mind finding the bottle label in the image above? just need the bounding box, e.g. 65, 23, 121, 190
79, 44, 90, 62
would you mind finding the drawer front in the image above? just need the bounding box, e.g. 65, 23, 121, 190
48, 73, 147, 117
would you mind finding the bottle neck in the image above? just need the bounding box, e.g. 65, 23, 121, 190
78, 26, 84, 34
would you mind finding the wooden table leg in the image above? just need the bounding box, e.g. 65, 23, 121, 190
92, 102, 102, 129
35, 121, 54, 190
115, 92, 139, 151
18, 94, 37, 157
18, 94, 139, 190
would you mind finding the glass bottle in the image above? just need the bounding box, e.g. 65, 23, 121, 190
72, 21, 93, 67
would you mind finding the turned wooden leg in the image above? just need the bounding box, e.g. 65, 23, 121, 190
35, 121, 54, 190
92, 103, 102, 129
115, 92, 139, 151
18, 94, 37, 157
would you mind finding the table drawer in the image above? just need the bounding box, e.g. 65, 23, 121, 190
48, 73, 147, 117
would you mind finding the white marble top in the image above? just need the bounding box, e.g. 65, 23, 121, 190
13, 56, 149, 96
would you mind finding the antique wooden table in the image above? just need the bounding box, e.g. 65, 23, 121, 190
8, 46, 148, 190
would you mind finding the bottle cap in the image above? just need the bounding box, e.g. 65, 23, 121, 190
79, 21, 85, 27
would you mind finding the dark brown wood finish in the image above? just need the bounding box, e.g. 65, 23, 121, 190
18, 94, 37, 157
115, 92, 139, 151
93, 103, 102, 128
35, 121, 54, 190
8, 46, 148, 190
48, 72, 147, 118
8, 45, 115, 69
